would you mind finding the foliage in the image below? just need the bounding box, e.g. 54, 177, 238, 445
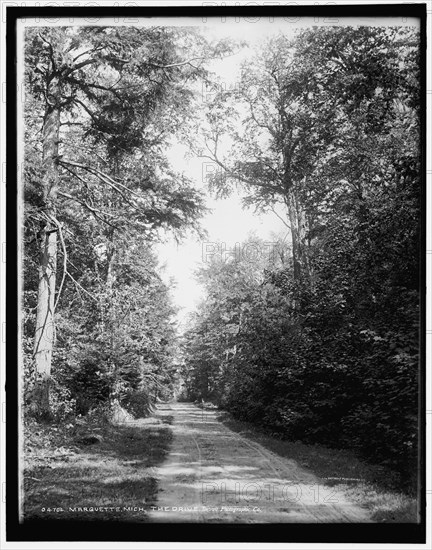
121, 391, 153, 419
184, 26, 421, 488
22, 26, 216, 421
22, 24, 421, 491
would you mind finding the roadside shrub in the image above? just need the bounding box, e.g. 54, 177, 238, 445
70, 361, 111, 416
48, 378, 76, 422
24, 373, 76, 422
121, 391, 152, 418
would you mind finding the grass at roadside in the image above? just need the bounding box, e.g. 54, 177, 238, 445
217, 411, 418, 523
23, 414, 173, 522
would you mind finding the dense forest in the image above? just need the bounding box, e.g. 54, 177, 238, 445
23, 26, 216, 420
183, 26, 421, 487
23, 24, 420, 498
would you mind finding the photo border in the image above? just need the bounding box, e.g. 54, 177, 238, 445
5, 2, 427, 544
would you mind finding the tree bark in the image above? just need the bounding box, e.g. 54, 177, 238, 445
284, 186, 310, 283
282, 141, 310, 284
286, 191, 301, 281
33, 85, 61, 417
106, 238, 117, 402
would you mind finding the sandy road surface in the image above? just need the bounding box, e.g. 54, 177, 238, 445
147, 403, 372, 523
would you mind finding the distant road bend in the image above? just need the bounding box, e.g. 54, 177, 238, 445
148, 402, 372, 523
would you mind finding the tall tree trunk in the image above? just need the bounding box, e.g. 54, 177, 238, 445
296, 192, 310, 280
286, 191, 301, 281
286, 191, 310, 282
282, 147, 310, 284
106, 236, 117, 402
33, 87, 61, 417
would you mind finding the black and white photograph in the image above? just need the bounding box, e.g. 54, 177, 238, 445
1, 1, 428, 546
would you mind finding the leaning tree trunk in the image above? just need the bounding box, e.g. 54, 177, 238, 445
33, 87, 61, 418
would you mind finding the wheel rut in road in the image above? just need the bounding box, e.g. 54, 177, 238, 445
147, 402, 372, 523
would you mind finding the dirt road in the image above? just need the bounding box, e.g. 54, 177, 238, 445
147, 403, 372, 523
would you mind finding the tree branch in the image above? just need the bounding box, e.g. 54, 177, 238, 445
72, 46, 104, 63
65, 76, 123, 100
248, 100, 277, 138
59, 160, 144, 201
270, 207, 291, 229
58, 191, 118, 228
63, 58, 98, 78
201, 139, 282, 194
65, 271, 99, 303
38, 33, 56, 72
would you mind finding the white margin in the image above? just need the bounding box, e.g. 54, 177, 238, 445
0, 1, 430, 549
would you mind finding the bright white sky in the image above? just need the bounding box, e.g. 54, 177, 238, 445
157, 143, 288, 327
156, 23, 291, 328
